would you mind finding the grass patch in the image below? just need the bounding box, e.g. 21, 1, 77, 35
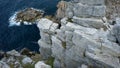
62, 41, 66, 49
45, 57, 55, 68
67, 18, 73, 22
22, 63, 34, 68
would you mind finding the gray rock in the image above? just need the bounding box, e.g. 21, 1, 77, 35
81, 64, 88, 68
0, 61, 10, 68
112, 23, 120, 44
40, 31, 51, 44
38, 40, 52, 59
51, 36, 65, 60
37, 18, 58, 34
73, 16, 105, 29
56, 1, 67, 19
14, 61, 22, 68
56, 29, 66, 42
93, 6, 106, 17
35, 61, 51, 68
73, 3, 106, 17
49, 23, 58, 34
86, 51, 120, 68
115, 17, 120, 24
61, 17, 68, 26
73, 3, 93, 17
54, 59, 61, 68
37, 18, 53, 32
72, 0, 105, 5
107, 31, 116, 42
65, 2, 74, 18
7, 56, 16, 63
6, 50, 21, 57
65, 31, 73, 49
22, 57, 33, 64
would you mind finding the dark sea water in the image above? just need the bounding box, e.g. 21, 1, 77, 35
0, 0, 60, 52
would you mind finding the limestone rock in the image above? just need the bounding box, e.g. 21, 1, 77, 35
40, 31, 51, 44
6, 50, 21, 57
0, 61, 10, 68
37, 18, 58, 34
35, 61, 51, 68
86, 51, 120, 68
73, 16, 105, 29
54, 59, 61, 68
72, 0, 105, 5
111, 24, 120, 44
61, 17, 68, 26
81, 64, 88, 68
56, 1, 67, 19
38, 40, 52, 59
73, 3, 106, 17
37, 18, 53, 32
56, 29, 66, 42
22, 57, 33, 64
51, 36, 65, 60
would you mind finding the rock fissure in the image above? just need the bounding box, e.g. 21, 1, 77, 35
37, 0, 120, 68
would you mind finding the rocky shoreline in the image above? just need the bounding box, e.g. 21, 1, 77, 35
1, 0, 120, 68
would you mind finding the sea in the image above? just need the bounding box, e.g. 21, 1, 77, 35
0, 0, 61, 52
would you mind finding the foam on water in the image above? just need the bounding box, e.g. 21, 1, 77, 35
9, 8, 44, 27
9, 12, 21, 26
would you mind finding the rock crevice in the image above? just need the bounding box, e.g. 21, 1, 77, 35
37, 0, 120, 68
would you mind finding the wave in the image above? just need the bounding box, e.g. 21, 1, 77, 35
9, 8, 44, 27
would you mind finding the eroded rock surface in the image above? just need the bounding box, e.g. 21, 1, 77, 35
37, 0, 120, 68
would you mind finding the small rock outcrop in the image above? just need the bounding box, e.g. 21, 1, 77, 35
16, 8, 44, 23
37, 18, 58, 59
35, 61, 51, 68
9, 8, 44, 26
22, 57, 33, 64
37, 0, 120, 68
56, 1, 67, 19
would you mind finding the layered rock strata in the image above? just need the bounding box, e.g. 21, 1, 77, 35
37, 0, 120, 68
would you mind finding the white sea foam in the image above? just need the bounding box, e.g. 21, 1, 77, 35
9, 8, 44, 27
9, 12, 21, 26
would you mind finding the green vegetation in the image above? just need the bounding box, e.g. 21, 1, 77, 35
45, 57, 55, 68
22, 63, 34, 68
62, 41, 66, 49
67, 18, 73, 22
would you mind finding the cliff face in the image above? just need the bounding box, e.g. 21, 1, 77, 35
37, 0, 120, 68
106, 0, 120, 20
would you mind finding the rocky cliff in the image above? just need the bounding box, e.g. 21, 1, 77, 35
37, 0, 120, 68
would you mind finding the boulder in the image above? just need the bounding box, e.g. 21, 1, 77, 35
37, 18, 58, 34
56, 1, 67, 19
6, 50, 21, 57
37, 18, 53, 32
81, 64, 88, 68
0, 61, 10, 68
35, 61, 51, 68
22, 57, 33, 64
